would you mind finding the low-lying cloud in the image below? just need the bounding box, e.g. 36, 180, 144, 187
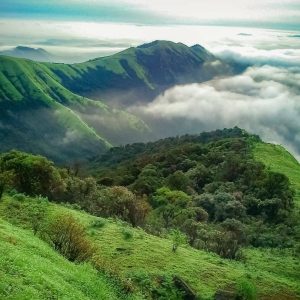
134, 65, 300, 159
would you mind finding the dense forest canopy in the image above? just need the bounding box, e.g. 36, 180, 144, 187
1, 128, 298, 261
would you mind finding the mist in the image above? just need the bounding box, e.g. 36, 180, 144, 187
132, 64, 300, 160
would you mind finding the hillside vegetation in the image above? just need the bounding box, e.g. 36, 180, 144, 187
0, 194, 299, 299
254, 143, 300, 204
0, 55, 149, 162
0, 216, 128, 300
47, 40, 231, 105
0, 41, 234, 162
0, 128, 299, 299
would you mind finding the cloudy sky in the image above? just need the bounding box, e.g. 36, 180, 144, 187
0, 0, 300, 60
1, 0, 300, 28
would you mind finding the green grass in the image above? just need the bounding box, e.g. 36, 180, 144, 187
0, 217, 127, 300
52, 204, 300, 300
254, 142, 300, 204
0, 194, 299, 299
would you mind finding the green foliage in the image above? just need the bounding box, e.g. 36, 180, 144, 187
91, 129, 297, 257
43, 213, 95, 262
0, 150, 65, 199
236, 278, 257, 300
121, 227, 134, 240
169, 229, 187, 252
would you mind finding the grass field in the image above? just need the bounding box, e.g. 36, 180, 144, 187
0, 217, 131, 300
52, 203, 300, 300
254, 143, 300, 204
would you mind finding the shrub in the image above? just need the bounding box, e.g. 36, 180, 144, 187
169, 229, 187, 252
236, 278, 257, 300
0, 151, 65, 200
121, 227, 134, 240
94, 186, 150, 227
43, 213, 95, 262
90, 219, 106, 229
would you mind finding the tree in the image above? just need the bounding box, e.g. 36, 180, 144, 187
151, 187, 191, 228
0, 171, 14, 200
166, 170, 190, 192
186, 164, 211, 191
0, 151, 65, 200
131, 165, 162, 195
94, 186, 150, 226
169, 229, 187, 252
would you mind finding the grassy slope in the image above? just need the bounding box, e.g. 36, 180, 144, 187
46, 40, 226, 104
0, 55, 149, 161
253, 143, 300, 204
0, 217, 125, 300
52, 204, 300, 300
0, 189, 299, 299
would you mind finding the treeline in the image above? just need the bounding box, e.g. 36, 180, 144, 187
0, 128, 298, 259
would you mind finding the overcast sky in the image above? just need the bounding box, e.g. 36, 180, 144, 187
0, 0, 299, 61
1, 0, 300, 29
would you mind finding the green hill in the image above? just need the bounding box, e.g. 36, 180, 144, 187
0, 40, 229, 162
0, 129, 299, 299
46, 40, 232, 105
0, 41, 232, 162
254, 143, 300, 205
0, 55, 149, 163
0, 194, 299, 300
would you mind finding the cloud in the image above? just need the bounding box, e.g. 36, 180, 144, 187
134, 65, 300, 160
1, 0, 300, 30
215, 46, 300, 68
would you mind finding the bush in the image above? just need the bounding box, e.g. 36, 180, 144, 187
43, 213, 95, 262
121, 227, 134, 240
236, 278, 257, 300
0, 151, 65, 200
94, 186, 150, 227
90, 219, 106, 229
169, 229, 187, 252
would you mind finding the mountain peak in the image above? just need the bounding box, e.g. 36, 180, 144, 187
0, 46, 53, 62
137, 40, 185, 49
15, 46, 48, 53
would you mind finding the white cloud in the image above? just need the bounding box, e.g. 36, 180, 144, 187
136, 65, 300, 159
1, 19, 299, 62
110, 0, 300, 26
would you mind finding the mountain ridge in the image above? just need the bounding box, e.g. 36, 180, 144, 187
46, 40, 232, 105
0, 46, 55, 62
0, 40, 231, 162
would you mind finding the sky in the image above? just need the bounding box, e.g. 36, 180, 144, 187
0, 0, 300, 159
0, 0, 299, 60
0, 0, 300, 29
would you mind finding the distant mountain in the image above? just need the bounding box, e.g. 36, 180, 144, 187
0, 46, 55, 62
0, 41, 232, 162
47, 40, 233, 105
